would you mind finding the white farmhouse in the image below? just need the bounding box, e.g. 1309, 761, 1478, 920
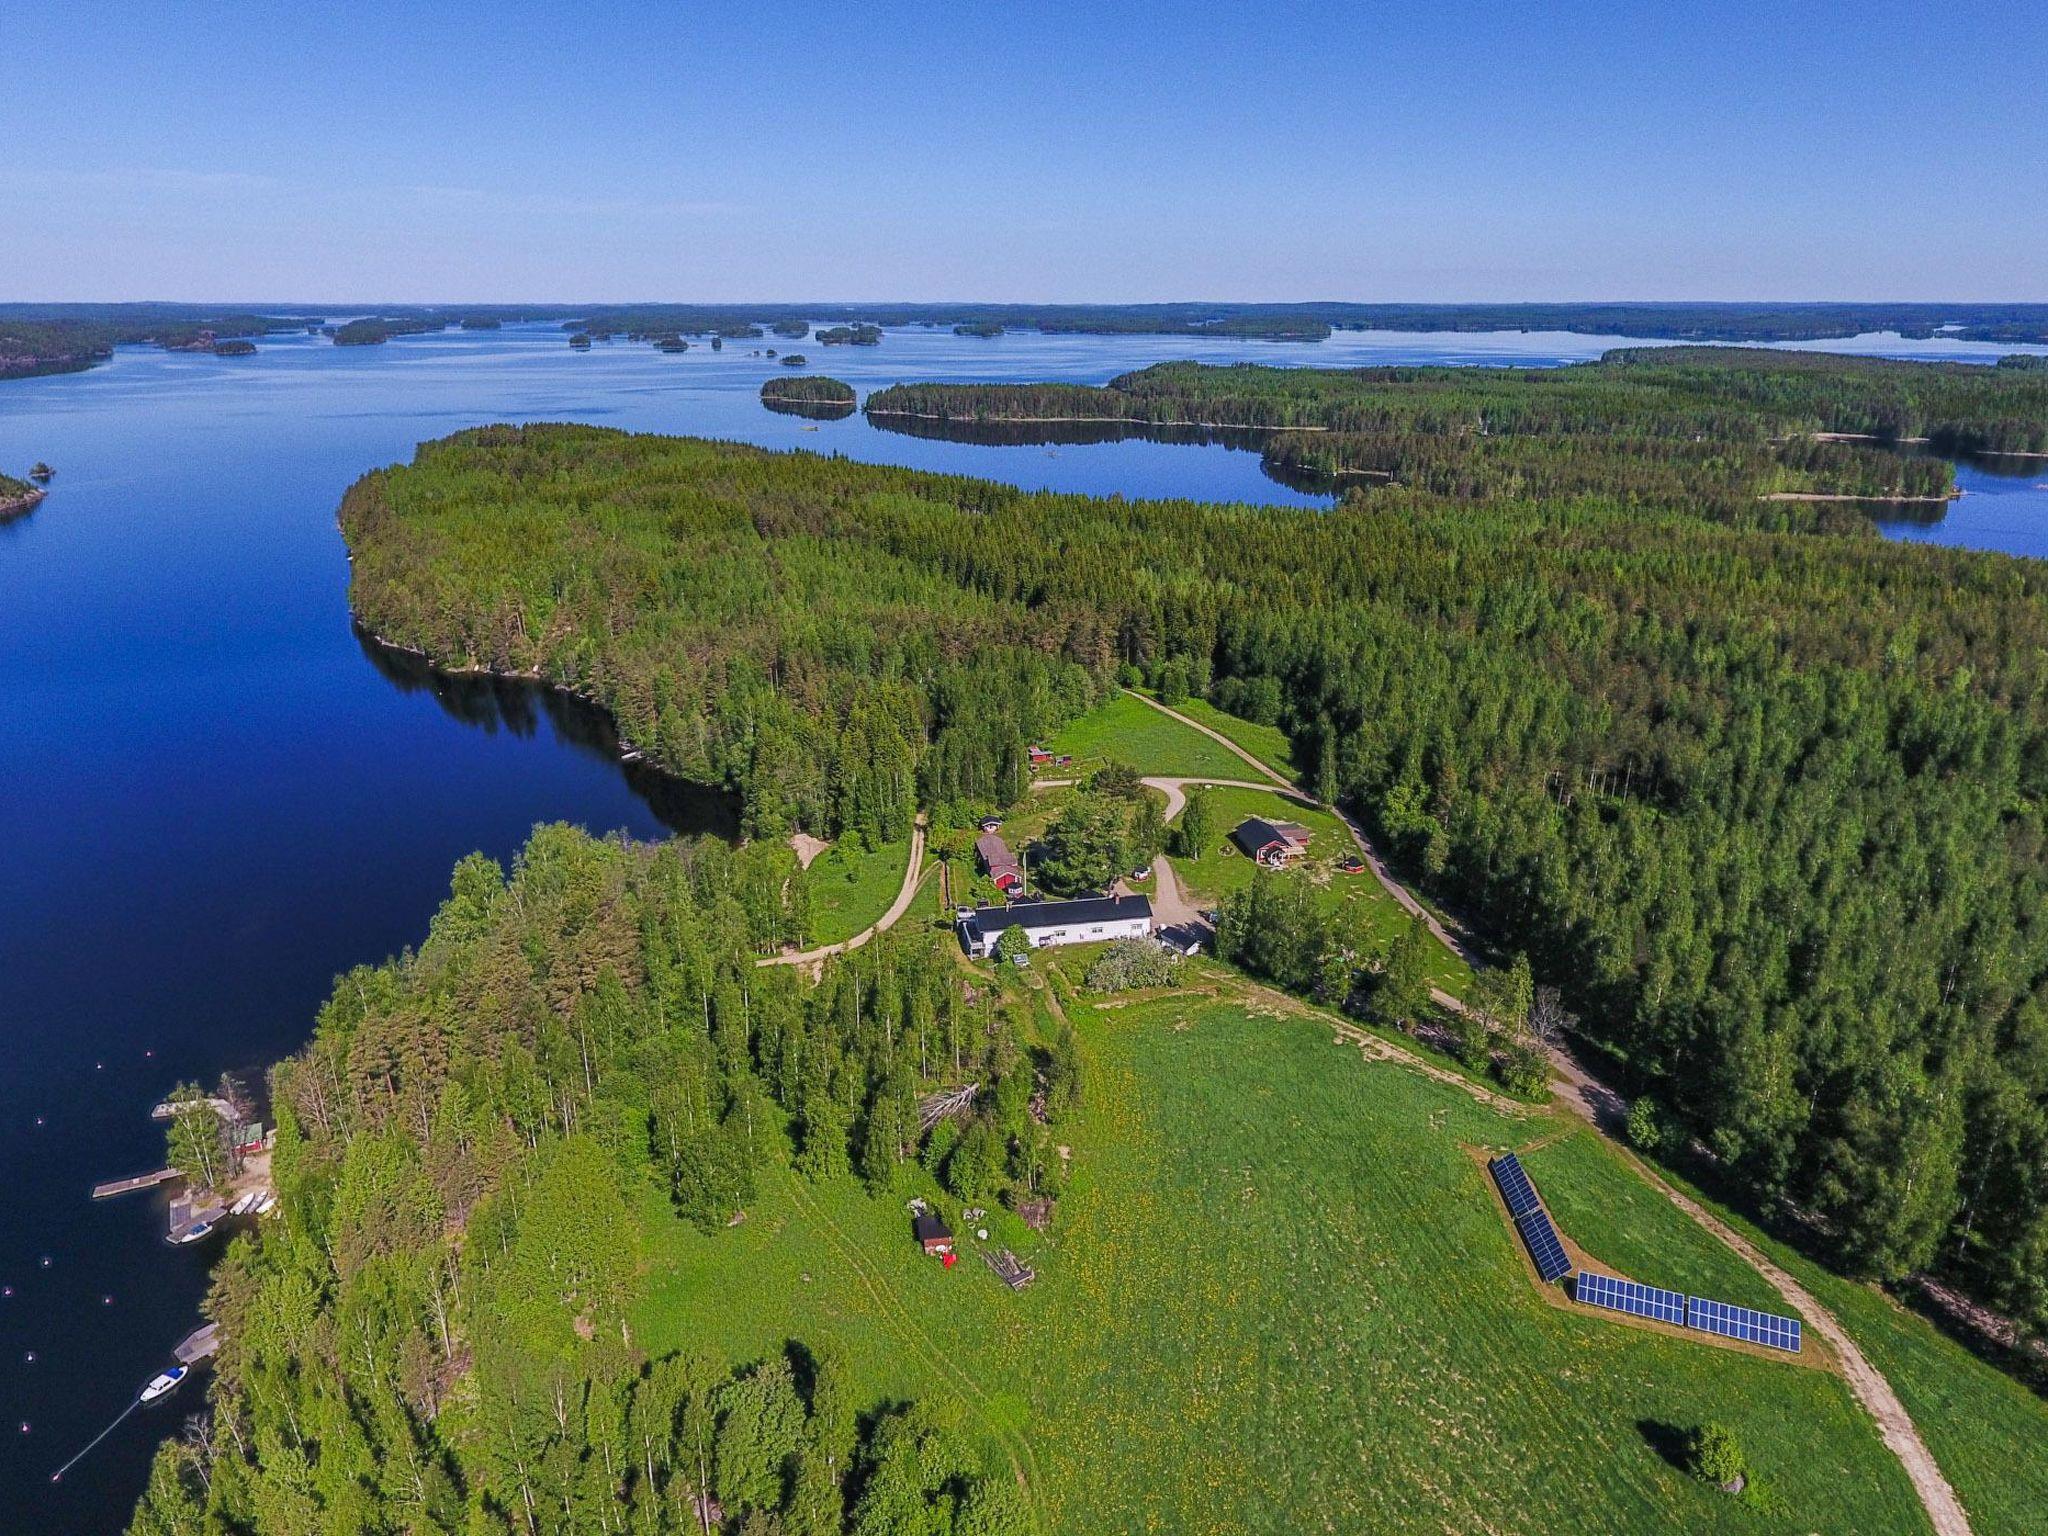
957, 894, 1153, 957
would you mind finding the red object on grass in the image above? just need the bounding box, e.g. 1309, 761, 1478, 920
941, 1251, 956, 1269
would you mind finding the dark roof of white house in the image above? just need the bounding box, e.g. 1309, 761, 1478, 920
969, 894, 1152, 932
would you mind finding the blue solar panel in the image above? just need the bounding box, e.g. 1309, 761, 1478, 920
1489, 1153, 1543, 1219
1686, 1296, 1802, 1353
1574, 1270, 1686, 1325
1514, 1208, 1572, 1282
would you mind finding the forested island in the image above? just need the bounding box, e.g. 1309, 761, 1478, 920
340, 416, 2048, 1344
868, 349, 2048, 518
0, 470, 45, 520
760, 374, 855, 419
816, 324, 883, 346
952, 322, 1004, 338
333, 317, 448, 346
0, 307, 314, 378
211, 338, 258, 357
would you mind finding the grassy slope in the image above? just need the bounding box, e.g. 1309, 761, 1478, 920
1653, 1169, 2048, 1536
1523, 1130, 1786, 1314
634, 994, 1926, 1535
803, 835, 914, 946
1044, 691, 1250, 781
1155, 694, 1300, 779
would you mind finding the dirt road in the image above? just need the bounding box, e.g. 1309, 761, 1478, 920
758, 816, 929, 968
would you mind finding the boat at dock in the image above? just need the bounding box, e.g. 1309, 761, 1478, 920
229, 1190, 260, 1216
169, 1219, 213, 1245
140, 1366, 187, 1404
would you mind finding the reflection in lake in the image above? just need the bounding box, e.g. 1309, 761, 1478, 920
760, 395, 858, 422
860, 409, 1336, 492
355, 630, 740, 840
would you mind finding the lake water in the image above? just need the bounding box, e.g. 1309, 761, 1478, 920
2, 322, 2043, 1530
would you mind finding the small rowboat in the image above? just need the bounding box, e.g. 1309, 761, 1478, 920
229, 1191, 260, 1217
252, 1193, 276, 1216
170, 1220, 212, 1245
140, 1366, 187, 1404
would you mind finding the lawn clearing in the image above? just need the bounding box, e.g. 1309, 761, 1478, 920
1522, 1130, 1788, 1314
1652, 1166, 2048, 1536
1157, 694, 1300, 779
633, 992, 1928, 1535
802, 834, 914, 945
1044, 691, 1251, 781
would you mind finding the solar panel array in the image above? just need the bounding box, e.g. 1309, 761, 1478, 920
1574, 1270, 1686, 1325
1687, 1296, 1802, 1353
1489, 1152, 1542, 1218
1490, 1154, 1571, 1282
1513, 1209, 1572, 1282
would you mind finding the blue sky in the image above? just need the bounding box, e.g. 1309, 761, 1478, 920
3, 1, 2043, 302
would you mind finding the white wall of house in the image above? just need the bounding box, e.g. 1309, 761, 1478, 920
960, 913, 1152, 957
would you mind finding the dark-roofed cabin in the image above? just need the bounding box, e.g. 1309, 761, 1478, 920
957, 893, 1153, 958
914, 1211, 954, 1255
1230, 817, 1312, 867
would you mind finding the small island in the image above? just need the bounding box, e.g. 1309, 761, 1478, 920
817, 322, 883, 345
568, 331, 593, 350
771, 318, 810, 338
332, 318, 443, 346
1, 470, 46, 521
212, 338, 258, 357
779, 352, 808, 367
954, 321, 1005, 337
760, 373, 856, 419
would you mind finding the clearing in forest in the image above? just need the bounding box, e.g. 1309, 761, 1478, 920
633, 994, 1932, 1536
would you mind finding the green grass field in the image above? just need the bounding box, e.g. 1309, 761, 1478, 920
1522, 1130, 1787, 1314
1044, 692, 1252, 781
1652, 1168, 2048, 1536
802, 835, 914, 945
1155, 694, 1300, 779
633, 993, 1930, 1535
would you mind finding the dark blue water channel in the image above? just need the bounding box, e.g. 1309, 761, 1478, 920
1, 322, 2043, 1530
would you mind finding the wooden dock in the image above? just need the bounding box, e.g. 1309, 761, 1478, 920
91, 1168, 179, 1200
174, 1323, 220, 1365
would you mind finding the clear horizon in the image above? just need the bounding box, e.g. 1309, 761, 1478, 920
3, 2, 2044, 302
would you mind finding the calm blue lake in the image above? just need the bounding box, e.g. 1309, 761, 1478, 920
1, 322, 2042, 1529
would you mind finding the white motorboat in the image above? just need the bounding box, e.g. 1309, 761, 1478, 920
229, 1190, 259, 1217
140, 1365, 187, 1404
170, 1220, 213, 1245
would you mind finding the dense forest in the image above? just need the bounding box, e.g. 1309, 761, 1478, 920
870, 349, 2048, 517
343, 415, 2048, 1350
129, 824, 1045, 1535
